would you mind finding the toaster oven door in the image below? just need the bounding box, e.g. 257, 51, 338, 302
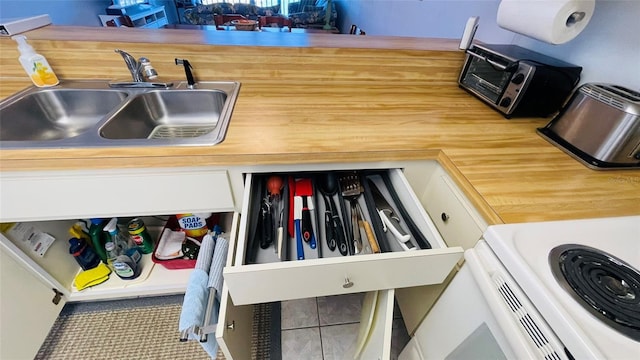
459, 53, 511, 104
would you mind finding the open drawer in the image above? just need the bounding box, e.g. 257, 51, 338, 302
223, 168, 464, 305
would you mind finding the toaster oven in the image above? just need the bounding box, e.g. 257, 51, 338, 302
538, 83, 640, 169
459, 44, 582, 118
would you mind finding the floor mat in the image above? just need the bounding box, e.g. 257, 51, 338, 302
36, 296, 224, 360
36, 295, 279, 359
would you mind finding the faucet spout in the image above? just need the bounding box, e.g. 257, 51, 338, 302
115, 49, 144, 82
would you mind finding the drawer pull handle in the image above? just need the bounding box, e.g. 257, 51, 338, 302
227, 321, 235, 330
441, 212, 450, 222
343, 277, 354, 288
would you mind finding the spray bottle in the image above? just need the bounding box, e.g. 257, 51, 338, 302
12, 35, 59, 87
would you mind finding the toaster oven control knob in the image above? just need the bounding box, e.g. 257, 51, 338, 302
500, 97, 512, 107
511, 73, 525, 84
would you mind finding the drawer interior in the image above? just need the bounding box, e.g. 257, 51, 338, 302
224, 168, 462, 305
238, 169, 448, 266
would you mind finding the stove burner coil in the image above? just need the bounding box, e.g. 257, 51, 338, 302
549, 244, 640, 342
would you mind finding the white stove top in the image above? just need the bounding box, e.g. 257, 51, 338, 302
483, 216, 640, 360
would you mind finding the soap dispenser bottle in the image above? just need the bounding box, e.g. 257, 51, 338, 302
12, 35, 59, 87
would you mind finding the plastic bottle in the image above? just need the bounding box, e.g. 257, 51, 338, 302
104, 218, 142, 279
69, 238, 101, 270
103, 218, 131, 255
11, 35, 59, 87
88, 218, 109, 263
113, 255, 140, 280
105, 241, 119, 270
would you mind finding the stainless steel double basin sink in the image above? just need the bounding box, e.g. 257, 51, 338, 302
0, 80, 240, 149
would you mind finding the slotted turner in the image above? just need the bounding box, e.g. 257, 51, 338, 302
339, 173, 364, 254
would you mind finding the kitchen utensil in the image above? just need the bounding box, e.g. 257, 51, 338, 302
267, 175, 284, 197
318, 173, 341, 252
367, 179, 415, 251
319, 187, 336, 251
267, 175, 285, 258
339, 173, 364, 255
295, 178, 316, 249
288, 176, 295, 238
259, 197, 272, 249
356, 202, 380, 254
293, 195, 304, 260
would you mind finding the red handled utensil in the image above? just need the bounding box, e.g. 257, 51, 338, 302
295, 178, 316, 250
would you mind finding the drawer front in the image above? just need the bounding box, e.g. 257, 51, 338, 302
423, 174, 484, 250
225, 247, 461, 304
224, 169, 463, 305
0, 167, 234, 222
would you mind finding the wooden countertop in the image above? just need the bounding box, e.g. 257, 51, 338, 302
1, 26, 638, 225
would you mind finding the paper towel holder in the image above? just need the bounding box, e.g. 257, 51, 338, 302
567, 11, 586, 26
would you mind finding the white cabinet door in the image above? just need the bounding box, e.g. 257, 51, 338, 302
0, 245, 65, 359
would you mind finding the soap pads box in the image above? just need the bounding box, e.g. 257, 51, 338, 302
0, 14, 51, 36
152, 214, 220, 269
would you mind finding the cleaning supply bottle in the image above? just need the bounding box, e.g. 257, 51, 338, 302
88, 218, 109, 263
68, 238, 101, 270
103, 218, 130, 255
104, 218, 142, 279
12, 35, 59, 87
112, 254, 140, 280
105, 241, 119, 270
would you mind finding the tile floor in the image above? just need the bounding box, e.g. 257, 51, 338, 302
280, 292, 409, 359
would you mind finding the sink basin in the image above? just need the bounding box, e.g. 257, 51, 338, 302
100, 90, 227, 140
0, 80, 240, 148
0, 89, 127, 141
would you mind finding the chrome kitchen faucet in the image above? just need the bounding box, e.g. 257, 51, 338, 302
110, 49, 173, 88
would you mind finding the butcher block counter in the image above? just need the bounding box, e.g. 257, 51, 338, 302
0, 26, 638, 224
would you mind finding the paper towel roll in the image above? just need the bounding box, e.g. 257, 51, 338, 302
497, 0, 595, 44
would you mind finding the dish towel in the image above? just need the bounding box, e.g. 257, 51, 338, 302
178, 269, 210, 333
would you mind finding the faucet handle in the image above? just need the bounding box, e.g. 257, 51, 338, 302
139, 57, 158, 80
175, 58, 196, 88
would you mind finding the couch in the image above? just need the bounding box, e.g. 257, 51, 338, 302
288, 0, 337, 28
183, 2, 282, 25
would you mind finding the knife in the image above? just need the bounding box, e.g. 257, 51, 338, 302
367, 179, 415, 251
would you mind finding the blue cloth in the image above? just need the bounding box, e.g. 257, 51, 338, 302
179, 269, 209, 331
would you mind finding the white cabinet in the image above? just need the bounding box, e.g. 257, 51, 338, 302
0, 246, 65, 360
396, 163, 488, 335
100, 5, 168, 29
0, 159, 479, 359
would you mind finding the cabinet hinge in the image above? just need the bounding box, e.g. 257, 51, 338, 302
51, 289, 63, 305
